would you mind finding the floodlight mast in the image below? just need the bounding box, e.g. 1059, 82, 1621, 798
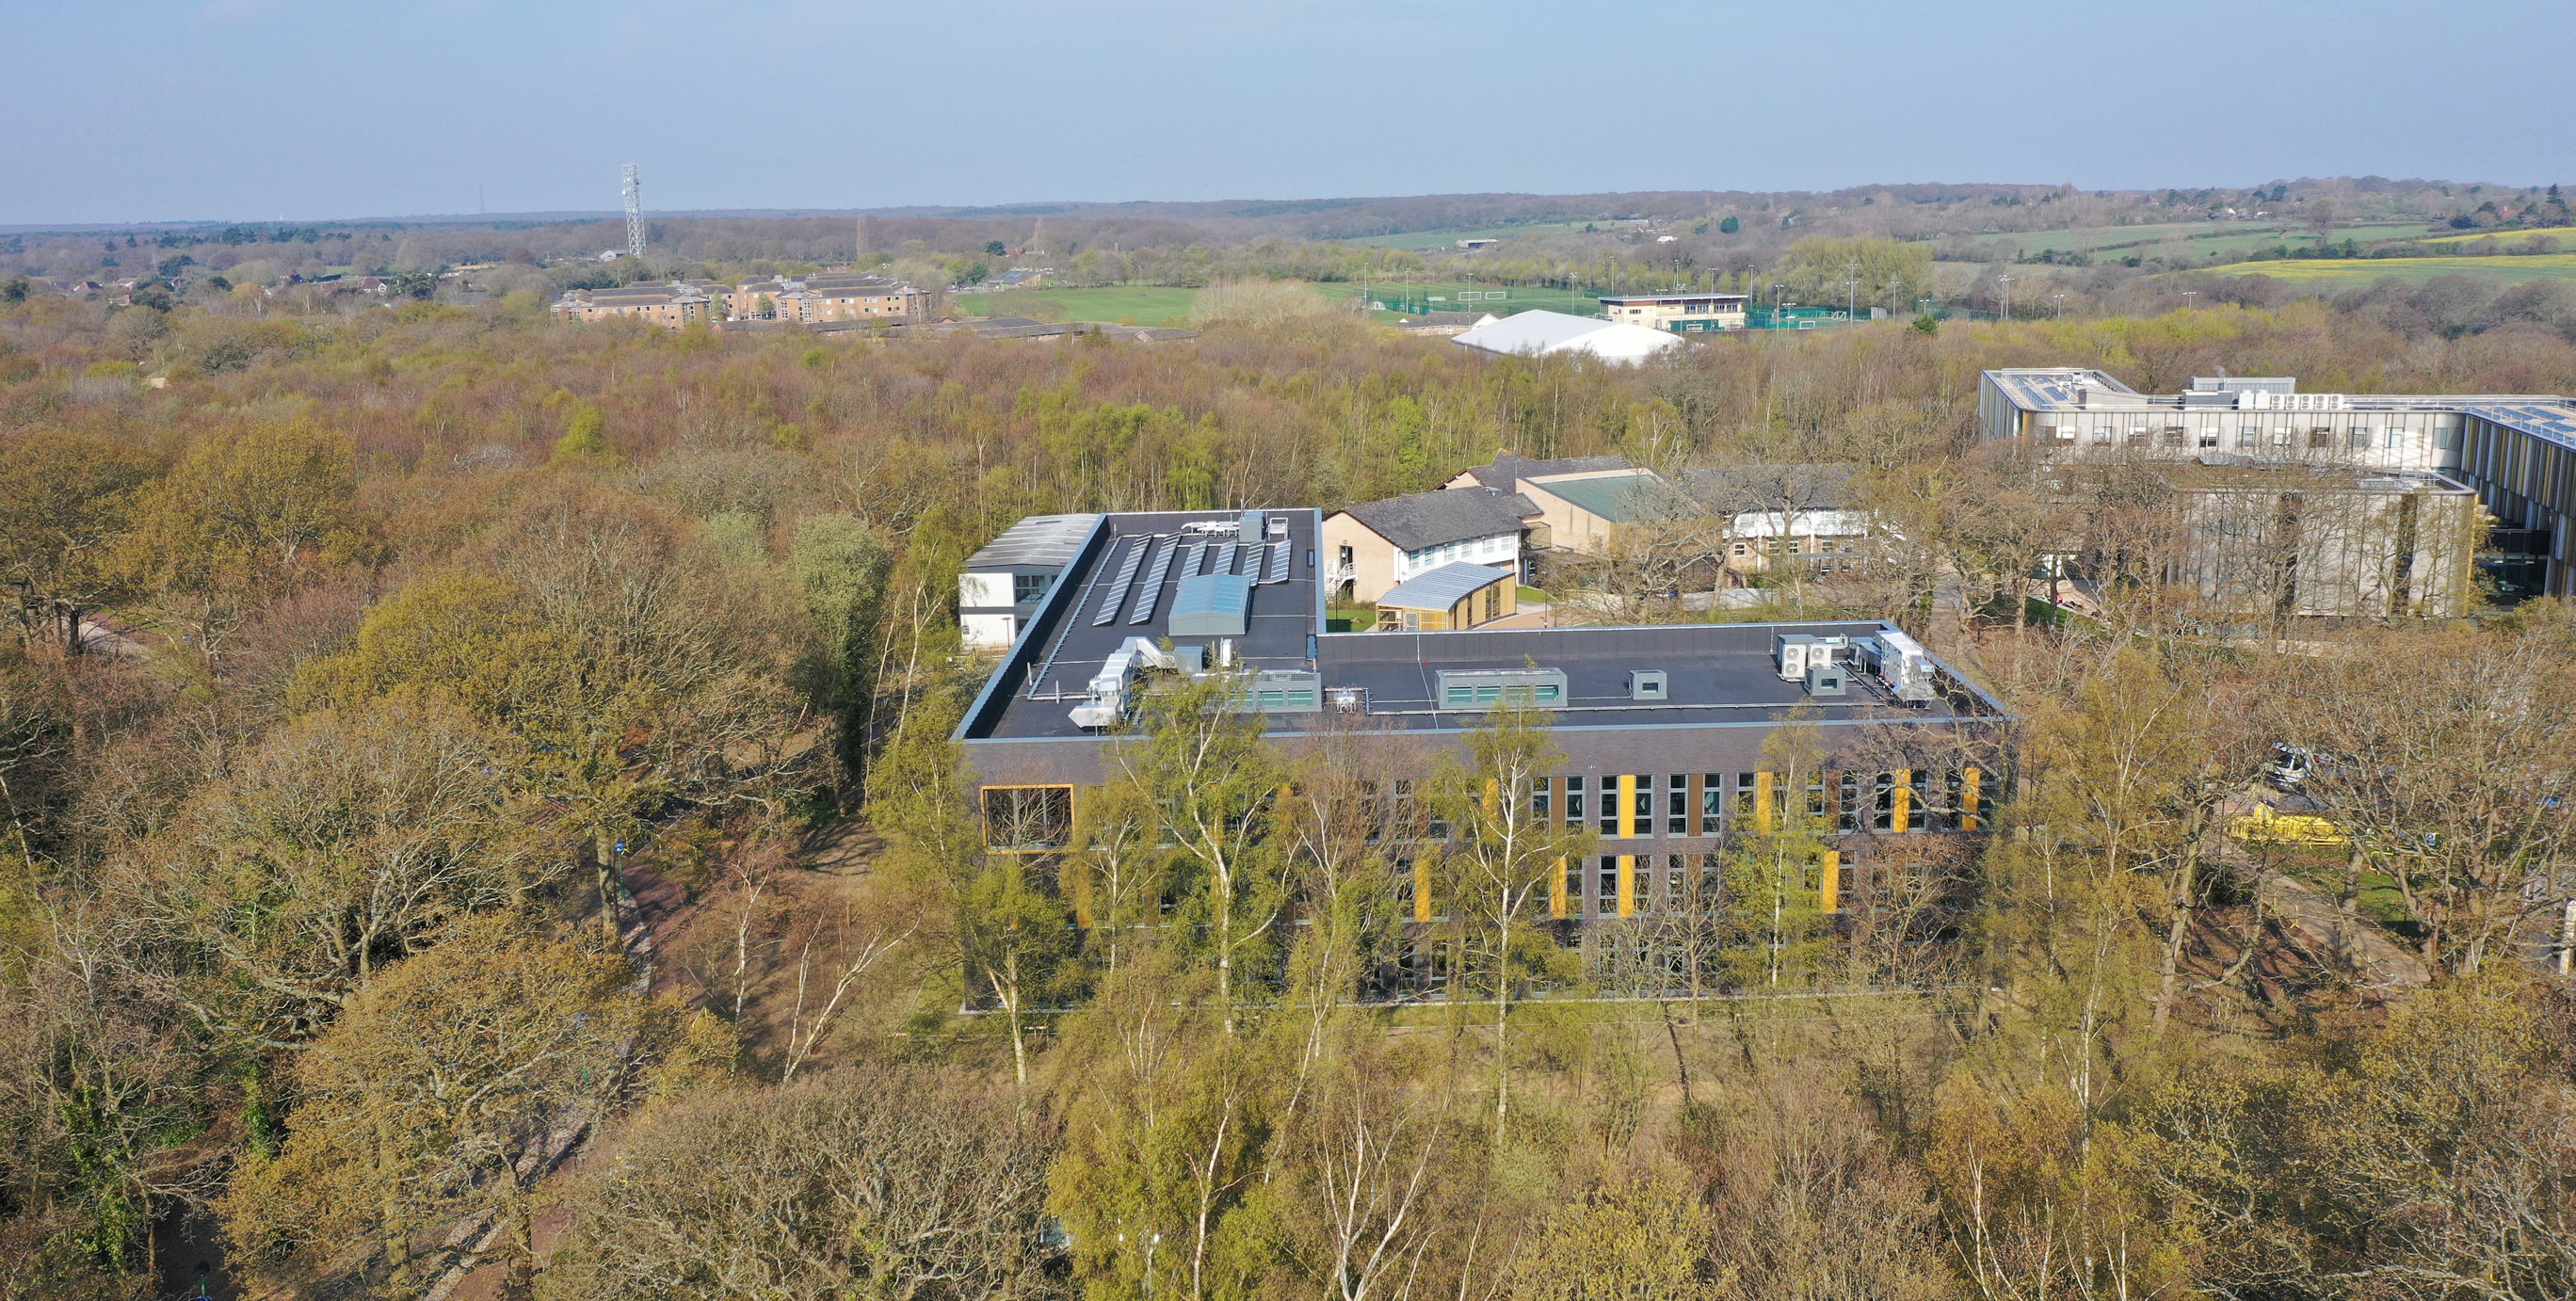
621, 164, 645, 261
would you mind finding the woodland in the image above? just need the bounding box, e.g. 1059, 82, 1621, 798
0, 270, 2572, 1300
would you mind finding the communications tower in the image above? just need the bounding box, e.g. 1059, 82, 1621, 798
621, 163, 645, 261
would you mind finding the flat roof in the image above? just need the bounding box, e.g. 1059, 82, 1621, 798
1985, 368, 2576, 432
1313, 622, 1993, 732
955, 509, 2003, 746
2151, 461, 2475, 493
963, 510, 1323, 741
1597, 293, 1750, 304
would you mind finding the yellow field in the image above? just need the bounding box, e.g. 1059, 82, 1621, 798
2420, 224, 2576, 246
2208, 252, 2576, 290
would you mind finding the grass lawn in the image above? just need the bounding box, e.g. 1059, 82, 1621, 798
1516, 585, 1550, 603
1949, 221, 2435, 264
962, 285, 1199, 326
2204, 252, 2576, 291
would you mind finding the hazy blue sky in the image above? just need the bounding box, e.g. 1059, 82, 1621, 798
8, 0, 2568, 225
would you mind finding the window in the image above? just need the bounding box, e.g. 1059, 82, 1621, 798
1700, 775, 1723, 835
1531, 778, 1552, 823
1565, 857, 1583, 910
1564, 776, 1586, 824
2199, 428, 2221, 449
1632, 777, 1654, 839
2350, 427, 2373, 450
982, 785, 1073, 852
2235, 426, 2255, 449
1597, 857, 1618, 916
2309, 428, 2333, 449
1598, 779, 1618, 835
1668, 775, 1688, 835
1731, 540, 1747, 556
2387, 428, 2405, 450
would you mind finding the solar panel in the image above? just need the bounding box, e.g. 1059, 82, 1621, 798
1264, 540, 1289, 584
1177, 542, 1203, 580
1091, 538, 1146, 627
1213, 541, 1238, 577
1128, 538, 1178, 623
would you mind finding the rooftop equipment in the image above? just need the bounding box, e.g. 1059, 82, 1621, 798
1775, 633, 1815, 681
1433, 667, 1568, 710
1229, 669, 1323, 715
1067, 637, 1175, 730
1169, 573, 1254, 636
1805, 663, 1847, 697
1860, 630, 1937, 703
1627, 669, 1668, 700
1776, 633, 1850, 680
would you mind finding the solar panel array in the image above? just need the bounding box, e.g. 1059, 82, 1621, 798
1128, 538, 1178, 624
1090, 538, 1147, 627
1263, 540, 1289, 584
1213, 541, 1239, 578
2470, 403, 2576, 452
1177, 542, 1203, 580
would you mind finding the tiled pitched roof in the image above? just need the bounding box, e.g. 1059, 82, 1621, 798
1334, 490, 1533, 553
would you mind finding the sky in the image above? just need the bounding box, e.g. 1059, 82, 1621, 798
7, 0, 2570, 226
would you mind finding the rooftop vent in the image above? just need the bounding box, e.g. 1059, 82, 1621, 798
1627, 669, 1667, 700
1434, 667, 1566, 710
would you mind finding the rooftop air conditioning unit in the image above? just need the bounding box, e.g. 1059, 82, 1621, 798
1775, 634, 1817, 682
1860, 630, 1938, 704
1805, 663, 1847, 697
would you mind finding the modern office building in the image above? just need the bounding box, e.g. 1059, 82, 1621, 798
1979, 368, 2576, 596
955, 508, 2008, 966
2150, 462, 2482, 620
958, 513, 1103, 650
1596, 292, 1752, 332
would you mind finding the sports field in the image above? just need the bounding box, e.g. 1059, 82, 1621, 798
2206, 253, 2576, 291
1335, 220, 1602, 249
1311, 280, 1602, 319
962, 285, 1200, 325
